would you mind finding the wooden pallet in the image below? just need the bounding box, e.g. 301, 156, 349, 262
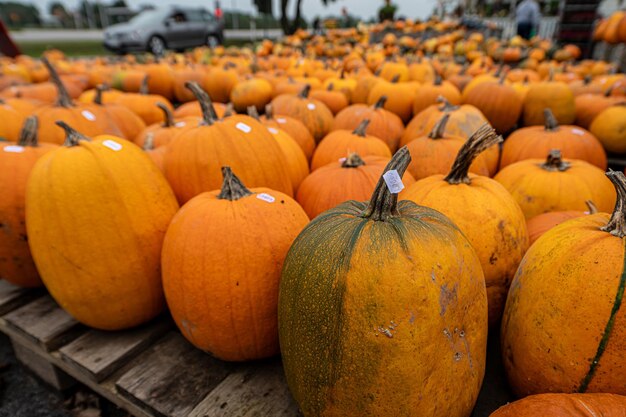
0, 281, 300, 417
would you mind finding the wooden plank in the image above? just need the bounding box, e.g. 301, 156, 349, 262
59, 318, 172, 382
3, 295, 82, 351
0, 280, 41, 315
11, 340, 76, 391
115, 332, 232, 417
188, 360, 301, 417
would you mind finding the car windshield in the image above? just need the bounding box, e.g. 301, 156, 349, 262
128, 9, 168, 26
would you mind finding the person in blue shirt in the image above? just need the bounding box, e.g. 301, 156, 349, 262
516, 0, 541, 39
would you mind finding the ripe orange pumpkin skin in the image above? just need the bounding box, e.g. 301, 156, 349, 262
0, 117, 57, 287
271, 86, 334, 143
309, 86, 349, 115
0, 100, 25, 142
92, 86, 146, 141
279, 148, 487, 417
590, 105, 626, 154
230, 78, 273, 113
162, 168, 308, 361
412, 75, 462, 116
332, 96, 405, 152
367, 77, 417, 123
501, 109, 607, 170
26, 124, 179, 330
402, 125, 528, 326
263, 122, 309, 194
523, 77, 575, 126
502, 172, 626, 396
490, 393, 626, 417
574, 89, 621, 129
526, 201, 596, 245
134, 103, 198, 149
260, 105, 316, 161
463, 76, 522, 134
495, 151, 616, 219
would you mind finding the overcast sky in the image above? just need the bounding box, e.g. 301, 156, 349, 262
27, 0, 438, 20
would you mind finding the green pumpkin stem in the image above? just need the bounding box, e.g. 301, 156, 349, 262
140, 75, 150, 95
342, 152, 365, 168
299, 84, 311, 99
374, 95, 388, 109
157, 102, 174, 127
41, 57, 73, 108
17, 116, 39, 147
360, 146, 411, 221
428, 113, 451, 140
218, 167, 253, 201
543, 108, 559, 132
247, 105, 260, 120
56, 121, 91, 147
444, 124, 502, 185
185, 81, 217, 126
601, 170, 626, 238
541, 149, 571, 172
352, 119, 370, 137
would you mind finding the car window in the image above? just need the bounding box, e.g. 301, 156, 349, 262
187, 10, 206, 23
129, 9, 168, 26
169, 12, 187, 23
202, 10, 215, 22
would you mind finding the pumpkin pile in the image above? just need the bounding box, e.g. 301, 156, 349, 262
2, 17, 626, 415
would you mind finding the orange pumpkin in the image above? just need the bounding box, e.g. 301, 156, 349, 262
526, 200, 597, 245
575, 87, 622, 129
490, 393, 626, 417
203, 64, 239, 103
523, 72, 576, 126
114, 76, 175, 126
271, 85, 334, 142
92, 86, 146, 141
367, 76, 417, 123
0, 99, 25, 142
412, 74, 461, 116
261, 104, 316, 161
134, 103, 198, 148
230, 77, 273, 113
589, 104, 626, 154
463, 74, 522, 134
310, 84, 349, 115
173, 100, 227, 119
142, 133, 166, 171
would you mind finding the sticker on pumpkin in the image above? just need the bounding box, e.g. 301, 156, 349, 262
4, 145, 24, 153
307, 103, 316, 110
257, 193, 275, 203
175, 122, 187, 127
268, 127, 279, 135
276, 117, 287, 124
81, 110, 96, 121
102, 140, 123, 152
572, 128, 585, 136
236, 122, 251, 133
383, 170, 404, 193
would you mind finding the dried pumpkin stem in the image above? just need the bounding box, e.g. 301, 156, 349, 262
218, 167, 253, 201
437, 96, 459, 112
391, 74, 401, 83
601, 170, 626, 238
41, 57, 73, 108
428, 113, 451, 140
17, 116, 38, 147
373, 96, 388, 109
140, 75, 149, 95
247, 106, 260, 120
342, 152, 365, 168
583, 75, 591, 85
352, 119, 370, 137
327, 82, 334, 92
185, 81, 217, 126
299, 84, 311, 99
605, 85, 614, 97
157, 102, 174, 127
541, 150, 571, 172
142, 133, 155, 151
265, 104, 274, 119
223, 103, 234, 118
94, 84, 108, 105
434, 73, 442, 86
56, 121, 91, 147
586, 200, 598, 214
543, 108, 559, 132
444, 124, 502, 185
360, 146, 411, 221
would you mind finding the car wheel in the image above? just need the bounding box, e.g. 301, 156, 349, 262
206, 35, 220, 48
148, 36, 166, 56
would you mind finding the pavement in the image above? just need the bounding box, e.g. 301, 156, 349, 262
9, 29, 283, 42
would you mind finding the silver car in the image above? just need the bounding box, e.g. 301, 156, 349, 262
103, 6, 224, 55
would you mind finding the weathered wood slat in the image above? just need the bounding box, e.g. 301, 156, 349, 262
188, 360, 300, 417
115, 332, 233, 417
12, 341, 76, 390
0, 280, 41, 315
59, 318, 173, 382
3, 295, 82, 351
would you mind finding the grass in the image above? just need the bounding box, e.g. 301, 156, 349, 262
16, 38, 257, 57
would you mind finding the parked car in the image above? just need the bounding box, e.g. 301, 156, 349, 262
103, 6, 224, 55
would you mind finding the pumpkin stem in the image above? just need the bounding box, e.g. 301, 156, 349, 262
498, 72, 507, 85
437, 96, 459, 112
342, 152, 365, 168
56, 121, 91, 147
247, 105, 260, 120
444, 124, 502, 185
373, 95, 388, 109
428, 113, 451, 140
459, 63, 468, 75
601, 170, 626, 238
217, 166, 253, 201
540, 149, 571, 172
586, 200, 598, 214
583, 75, 592, 85
494, 64, 504, 77
548, 68, 555, 82
143, 133, 155, 151
17, 116, 39, 147
140, 75, 149, 95
41, 57, 73, 108
360, 146, 411, 221
391, 74, 401, 83
94, 84, 108, 105
264, 104, 274, 119
299, 84, 311, 99
605, 85, 614, 97
327, 82, 334, 91
434, 73, 442, 86
185, 81, 217, 126
352, 119, 370, 137
543, 108, 560, 131
157, 102, 174, 127
223, 103, 234, 118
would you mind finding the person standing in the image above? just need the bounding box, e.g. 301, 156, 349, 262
515, 0, 541, 39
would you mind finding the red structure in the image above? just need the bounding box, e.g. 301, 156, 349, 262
0, 19, 21, 57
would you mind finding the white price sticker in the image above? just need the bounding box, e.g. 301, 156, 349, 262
338, 157, 347, 163
276, 117, 287, 124
4, 145, 24, 153
383, 170, 404, 194
306, 103, 316, 111
236, 122, 251, 133
268, 127, 279, 135
81, 110, 96, 121
102, 140, 122, 151
257, 193, 275, 203
572, 128, 585, 136
175, 121, 187, 127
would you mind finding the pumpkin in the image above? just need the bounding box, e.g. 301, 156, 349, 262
570, 76, 604, 97
311, 119, 392, 171
0, 117, 57, 287
526, 200, 597, 245
0, 97, 43, 119
296, 153, 415, 218
575, 87, 621, 129
0, 99, 24, 142
523, 72, 576, 126
261, 104, 316, 161
501, 108, 607, 170
402, 124, 528, 326
490, 393, 626, 416
144, 61, 175, 99
271, 85, 334, 143
408, 57, 436, 83
142, 133, 166, 171
92, 85, 146, 141
502, 171, 626, 396
495, 150, 616, 219
590, 104, 626, 154
26, 122, 179, 330
203, 64, 240, 103
114, 76, 175, 126
172, 66, 204, 103
164, 82, 293, 204
279, 147, 487, 417
310, 84, 349, 115
162, 167, 308, 361
173, 101, 227, 119
367, 76, 416, 123
134, 103, 198, 148
332, 96, 404, 152
412, 74, 461, 116
463, 74, 522, 134
230, 78, 273, 113
351, 75, 381, 104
